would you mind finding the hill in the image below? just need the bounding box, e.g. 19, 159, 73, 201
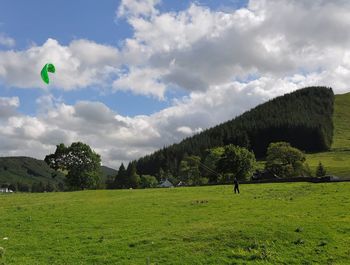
100, 165, 118, 183
306, 92, 350, 177
0, 156, 117, 190
0, 183, 349, 264
136, 87, 334, 176
0, 157, 65, 187
332, 92, 350, 150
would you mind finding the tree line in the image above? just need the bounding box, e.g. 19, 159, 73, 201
11, 139, 327, 192
135, 86, 334, 178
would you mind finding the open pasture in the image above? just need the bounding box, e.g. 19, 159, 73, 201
0, 183, 349, 264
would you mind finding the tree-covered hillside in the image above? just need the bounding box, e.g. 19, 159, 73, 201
0, 156, 117, 191
136, 87, 334, 177
0, 157, 66, 190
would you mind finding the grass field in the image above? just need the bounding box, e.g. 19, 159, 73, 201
306, 151, 350, 178
0, 183, 349, 264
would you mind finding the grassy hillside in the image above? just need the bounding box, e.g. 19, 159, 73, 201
0, 183, 349, 264
332, 92, 350, 150
306, 93, 350, 177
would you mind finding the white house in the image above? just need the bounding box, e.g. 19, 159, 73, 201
158, 179, 174, 188
0, 188, 13, 193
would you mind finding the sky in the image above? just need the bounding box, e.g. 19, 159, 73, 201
0, 0, 350, 168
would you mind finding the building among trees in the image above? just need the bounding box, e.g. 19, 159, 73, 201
158, 179, 174, 188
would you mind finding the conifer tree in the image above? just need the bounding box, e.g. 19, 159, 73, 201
316, 162, 326, 177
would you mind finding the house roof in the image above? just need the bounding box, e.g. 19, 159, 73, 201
159, 179, 173, 187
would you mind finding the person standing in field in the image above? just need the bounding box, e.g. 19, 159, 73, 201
233, 177, 239, 194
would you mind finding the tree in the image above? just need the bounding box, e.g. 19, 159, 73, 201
202, 147, 224, 183
179, 156, 207, 185
265, 142, 306, 178
126, 162, 141, 188
114, 163, 127, 188
45, 142, 101, 190
140, 175, 158, 188
316, 162, 326, 177
216, 144, 256, 181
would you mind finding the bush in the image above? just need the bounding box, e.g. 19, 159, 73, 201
140, 175, 158, 188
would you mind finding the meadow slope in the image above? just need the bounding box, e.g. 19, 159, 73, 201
307, 92, 350, 177
0, 183, 349, 264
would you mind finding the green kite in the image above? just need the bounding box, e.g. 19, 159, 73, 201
40, 63, 56, 84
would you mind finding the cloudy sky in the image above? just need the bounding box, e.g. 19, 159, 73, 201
0, 0, 350, 168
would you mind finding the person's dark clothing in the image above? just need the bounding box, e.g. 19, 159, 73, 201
233, 178, 239, 194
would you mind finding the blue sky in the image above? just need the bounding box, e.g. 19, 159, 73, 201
0, 0, 349, 166
0, 0, 247, 116
0, 0, 167, 116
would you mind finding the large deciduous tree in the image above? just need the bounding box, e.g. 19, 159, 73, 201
216, 144, 256, 181
45, 142, 101, 190
265, 142, 306, 178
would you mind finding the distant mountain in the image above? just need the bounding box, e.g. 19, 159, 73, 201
0, 156, 117, 190
136, 86, 334, 176
100, 165, 117, 183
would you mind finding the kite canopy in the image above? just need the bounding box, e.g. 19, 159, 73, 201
41, 63, 56, 84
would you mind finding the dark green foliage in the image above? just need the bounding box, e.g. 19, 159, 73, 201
31, 181, 45, 193
45, 142, 101, 190
113, 163, 127, 188
135, 87, 334, 177
217, 145, 256, 181
316, 162, 326, 177
110, 161, 141, 189
1, 157, 114, 192
140, 175, 158, 188
178, 156, 204, 185
126, 162, 141, 188
16, 182, 30, 192
265, 142, 307, 178
201, 147, 225, 183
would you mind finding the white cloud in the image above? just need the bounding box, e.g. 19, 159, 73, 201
117, 0, 161, 18
177, 126, 203, 136
116, 0, 350, 94
0, 74, 305, 168
113, 67, 166, 99
0, 38, 120, 90
0, 97, 19, 119
0, 33, 15, 48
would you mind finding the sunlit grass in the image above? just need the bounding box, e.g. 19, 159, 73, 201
0, 183, 349, 264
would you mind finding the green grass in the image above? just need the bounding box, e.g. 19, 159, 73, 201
306, 151, 350, 178
306, 92, 350, 177
332, 93, 350, 150
0, 184, 349, 264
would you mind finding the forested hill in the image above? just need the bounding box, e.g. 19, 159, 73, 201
136, 86, 334, 176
